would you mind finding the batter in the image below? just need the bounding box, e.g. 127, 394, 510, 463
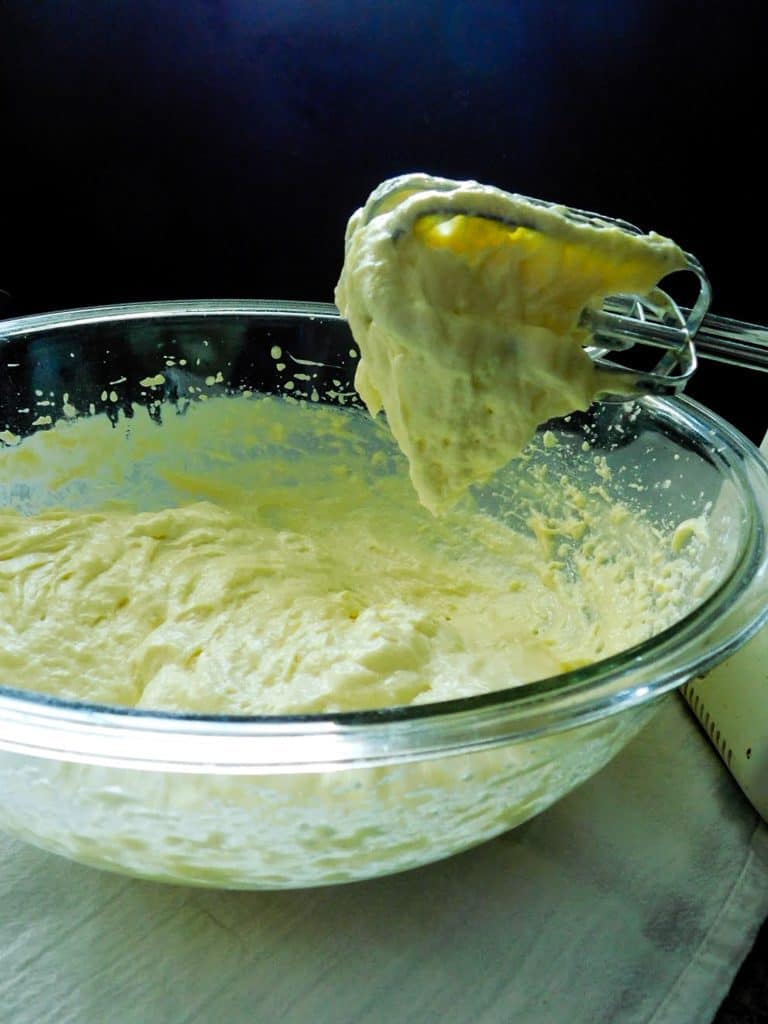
335, 173, 687, 512
0, 174, 707, 715
0, 395, 706, 714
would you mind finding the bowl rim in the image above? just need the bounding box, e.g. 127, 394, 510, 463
1, 298, 768, 772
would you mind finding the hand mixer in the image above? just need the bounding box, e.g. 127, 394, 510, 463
362, 173, 768, 820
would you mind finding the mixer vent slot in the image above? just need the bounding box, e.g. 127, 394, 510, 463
682, 681, 733, 769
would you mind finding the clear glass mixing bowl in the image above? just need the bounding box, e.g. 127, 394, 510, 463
1, 300, 767, 889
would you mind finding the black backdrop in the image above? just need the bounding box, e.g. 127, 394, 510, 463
2, 1, 766, 439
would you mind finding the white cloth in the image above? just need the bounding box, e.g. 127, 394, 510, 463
0, 695, 766, 1024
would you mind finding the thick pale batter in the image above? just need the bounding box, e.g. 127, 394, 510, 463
335, 173, 687, 512
0, 395, 707, 714
0, 175, 707, 716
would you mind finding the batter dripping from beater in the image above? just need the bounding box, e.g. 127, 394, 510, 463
335, 173, 687, 512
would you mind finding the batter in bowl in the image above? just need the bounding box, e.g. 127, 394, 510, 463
0, 394, 709, 714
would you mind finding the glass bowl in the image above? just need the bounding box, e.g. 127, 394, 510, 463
1, 300, 767, 890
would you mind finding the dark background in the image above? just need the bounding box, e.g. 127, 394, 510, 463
1, 1, 766, 440
1, 3, 767, 1017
